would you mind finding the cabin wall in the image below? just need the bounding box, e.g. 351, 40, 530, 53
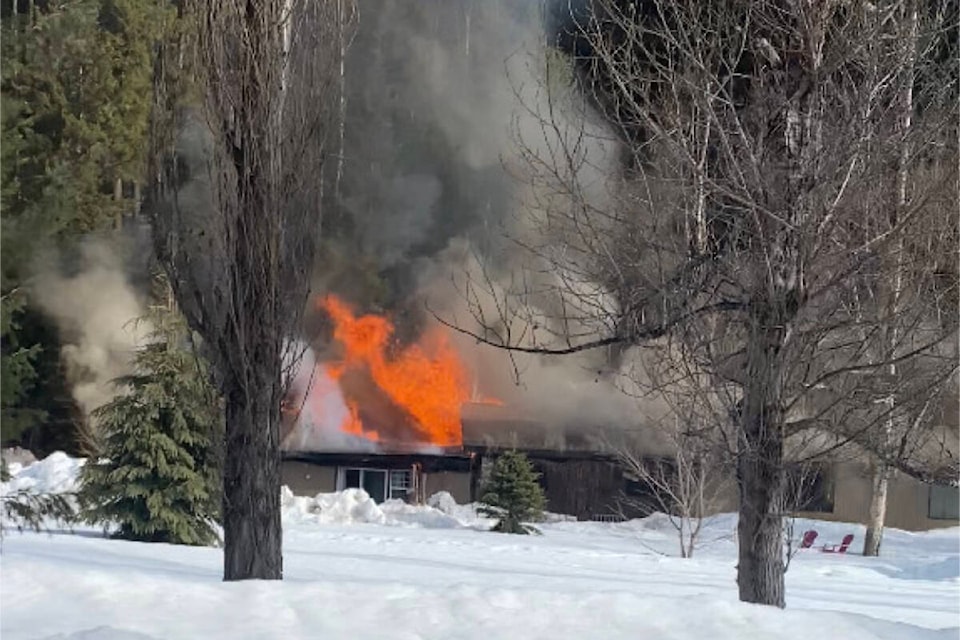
528, 458, 625, 520
423, 471, 473, 504
281, 458, 473, 504
281, 460, 337, 496
280, 456, 955, 531
797, 462, 959, 531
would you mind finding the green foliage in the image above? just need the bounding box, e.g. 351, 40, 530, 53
1, 456, 76, 536
79, 296, 222, 546
479, 450, 547, 535
2, 488, 76, 536
2, 303, 85, 455
0, 289, 44, 441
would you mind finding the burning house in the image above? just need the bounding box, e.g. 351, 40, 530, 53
279, 295, 647, 520
280, 296, 959, 530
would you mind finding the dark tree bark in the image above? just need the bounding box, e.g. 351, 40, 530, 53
737, 311, 787, 607
223, 382, 282, 579
149, 0, 348, 580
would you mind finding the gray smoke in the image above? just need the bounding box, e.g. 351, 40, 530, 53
332, 0, 663, 431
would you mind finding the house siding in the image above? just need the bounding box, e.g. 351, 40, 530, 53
281, 460, 337, 496
280, 454, 476, 504
280, 455, 955, 531
796, 462, 958, 531
423, 471, 473, 504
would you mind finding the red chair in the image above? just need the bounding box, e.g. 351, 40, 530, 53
822, 533, 854, 553
799, 530, 819, 549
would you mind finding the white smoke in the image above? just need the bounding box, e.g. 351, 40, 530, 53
32, 239, 151, 420
281, 342, 378, 452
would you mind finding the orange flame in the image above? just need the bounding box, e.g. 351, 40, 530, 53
319, 295, 474, 447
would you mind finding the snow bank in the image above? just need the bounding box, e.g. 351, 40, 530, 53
878, 556, 960, 582
280, 488, 492, 529
0, 454, 498, 531
426, 491, 491, 525
1, 451, 84, 495
2, 454, 958, 639
3, 526, 957, 640
281, 487, 387, 525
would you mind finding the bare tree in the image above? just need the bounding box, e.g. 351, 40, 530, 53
616, 415, 731, 558
780, 461, 827, 571
440, 0, 958, 606
150, 0, 349, 579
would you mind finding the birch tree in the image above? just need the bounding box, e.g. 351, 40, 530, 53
446, 0, 958, 606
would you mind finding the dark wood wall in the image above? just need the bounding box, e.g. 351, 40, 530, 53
529, 457, 629, 520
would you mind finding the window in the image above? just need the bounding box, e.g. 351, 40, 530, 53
784, 464, 834, 514
339, 467, 414, 503
928, 484, 959, 520
340, 468, 387, 503
389, 470, 412, 500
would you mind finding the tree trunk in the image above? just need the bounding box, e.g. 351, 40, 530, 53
133, 181, 142, 217
222, 383, 282, 580
736, 311, 786, 608
737, 431, 786, 607
862, 462, 890, 557
862, 1, 916, 560
114, 177, 124, 229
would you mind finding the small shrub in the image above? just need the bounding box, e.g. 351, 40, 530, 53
479, 450, 546, 534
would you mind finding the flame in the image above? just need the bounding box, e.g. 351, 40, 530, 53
319, 295, 473, 447
325, 361, 379, 442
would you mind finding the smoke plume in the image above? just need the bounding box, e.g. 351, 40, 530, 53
32, 238, 151, 421
323, 0, 660, 432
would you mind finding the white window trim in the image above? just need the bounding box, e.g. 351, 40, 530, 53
337, 467, 413, 501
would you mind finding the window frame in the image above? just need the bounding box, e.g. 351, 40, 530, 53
337, 466, 413, 502
338, 467, 388, 502
389, 469, 412, 498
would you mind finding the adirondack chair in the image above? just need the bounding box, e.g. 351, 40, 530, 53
799, 530, 819, 549
822, 533, 854, 553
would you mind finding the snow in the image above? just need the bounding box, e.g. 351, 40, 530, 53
2, 453, 958, 640
279, 487, 488, 529
2, 451, 84, 494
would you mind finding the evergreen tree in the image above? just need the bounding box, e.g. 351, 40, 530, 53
0, 289, 43, 440
79, 287, 221, 546
479, 451, 546, 535
1, 0, 173, 452
2, 487, 76, 536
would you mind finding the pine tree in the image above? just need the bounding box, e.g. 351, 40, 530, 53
79, 288, 221, 546
479, 450, 546, 535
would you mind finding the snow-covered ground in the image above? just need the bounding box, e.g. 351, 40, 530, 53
2, 454, 958, 640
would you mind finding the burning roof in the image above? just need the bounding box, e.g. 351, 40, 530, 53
280, 295, 639, 457
281, 295, 500, 453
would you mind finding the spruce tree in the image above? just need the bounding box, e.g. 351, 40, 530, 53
79, 288, 221, 546
479, 450, 547, 535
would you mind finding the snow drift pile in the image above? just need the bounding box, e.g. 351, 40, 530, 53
1, 451, 84, 495
2, 452, 495, 530
280, 487, 490, 529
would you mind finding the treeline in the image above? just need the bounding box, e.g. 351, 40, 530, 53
1, 0, 170, 452
1, 1, 222, 546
